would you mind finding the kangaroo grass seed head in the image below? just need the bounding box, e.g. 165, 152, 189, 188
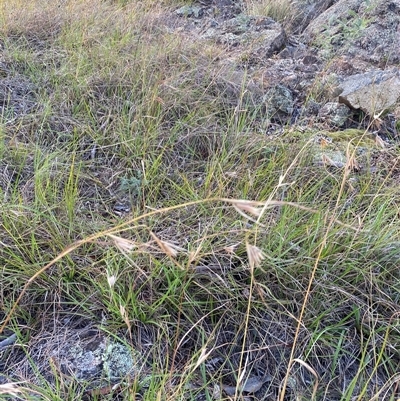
245, 242, 266, 271
232, 200, 263, 217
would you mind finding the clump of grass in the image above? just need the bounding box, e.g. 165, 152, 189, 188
244, 0, 295, 26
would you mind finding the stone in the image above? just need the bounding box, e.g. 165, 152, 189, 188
303, 0, 400, 65
318, 102, 351, 126
263, 84, 294, 116
54, 333, 140, 385
11, 326, 144, 391
222, 374, 272, 396
202, 15, 286, 59
288, 0, 336, 34
337, 69, 400, 116
175, 5, 204, 18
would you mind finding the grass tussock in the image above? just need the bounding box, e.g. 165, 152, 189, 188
0, 1, 400, 400
244, 0, 295, 25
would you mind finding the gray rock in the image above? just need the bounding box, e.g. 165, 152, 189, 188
303, 0, 364, 42
164, 0, 399, 131
304, 99, 321, 116
222, 374, 272, 396
54, 333, 140, 385
175, 5, 204, 18
319, 102, 351, 126
10, 327, 144, 391
103, 342, 137, 381
263, 84, 294, 116
303, 0, 400, 65
337, 69, 400, 116
202, 15, 286, 59
210, 64, 264, 107
289, 0, 336, 34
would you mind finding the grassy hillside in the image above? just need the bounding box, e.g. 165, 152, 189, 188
0, 1, 399, 400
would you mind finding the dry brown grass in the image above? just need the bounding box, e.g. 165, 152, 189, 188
244, 0, 295, 25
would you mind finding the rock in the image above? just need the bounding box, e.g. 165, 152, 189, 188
303, 99, 321, 116
13, 326, 144, 391
211, 64, 264, 107
175, 5, 204, 18
337, 69, 400, 116
289, 0, 336, 34
263, 84, 294, 117
222, 374, 272, 396
303, 0, 365, 43
54, 333, 140, 385
310, 129, 380, 170
318, 102, 351, 126
163, 0, 400, 132
202, 15, 286, 60
303, 0, 400, 65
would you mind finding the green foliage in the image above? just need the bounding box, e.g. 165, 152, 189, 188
119, 171, 148, 198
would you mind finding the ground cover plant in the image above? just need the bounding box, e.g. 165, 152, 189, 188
1, 0, 400, 400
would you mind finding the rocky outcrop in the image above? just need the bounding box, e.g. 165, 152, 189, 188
165, 0, 400, 134
338, 69, 400, 116
288, 0, 336, 34
172, 0, 398, 134
303, 0, 400, 66
263, 84, 294, 118
318, 102, 351, 127
201, 15, 287, 61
